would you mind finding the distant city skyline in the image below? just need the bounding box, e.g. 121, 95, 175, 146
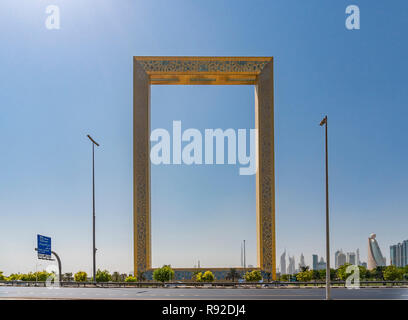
279, 233, 402, 273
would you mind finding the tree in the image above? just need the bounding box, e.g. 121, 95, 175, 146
280, 274, 290, 281
358, 266, 368, 279
373, 266, 386, 280
336, 263, 352, 280
403, 265, 408, 275
136, 271, 146, 281
195, 272, 203, 282
125, 276, 137, 282
111, 271, 121, 282
300, 266, 309, 272
192, 270, 201, 281
296, 270, 313, 282
202, 271, 215, 282
383, 265, 403, 281
311, 270, 320, 280
196, 271, 215, 282
0, 271, 6, 281
318, 268, 336, 281
263, 271, 272, 282
63, 272, 73, 282
244, 270, 262, 282
96, 269, 112, 282
10, 271, 52, 282
8, 273, 22, 281
225, 268, 240, 282
35, 271, 52, 282
153, 265, 175, 282
19, 273, 33, 281
74, 271, 88, 282
365, 269, 372, 280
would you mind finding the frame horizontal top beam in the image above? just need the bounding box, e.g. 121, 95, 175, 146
134, 56, 273, 85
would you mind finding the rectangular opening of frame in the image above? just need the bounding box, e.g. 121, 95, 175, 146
150, 85, 256, 268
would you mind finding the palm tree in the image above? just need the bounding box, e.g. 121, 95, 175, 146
136, 271, 146, 281
63, 272, 73, 282
226, 268, 240, 282
111, 271, 121, 282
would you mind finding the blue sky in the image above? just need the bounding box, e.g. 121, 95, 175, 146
1, 0, 408, 275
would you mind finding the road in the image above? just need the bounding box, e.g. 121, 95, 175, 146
1, 287, 408, 299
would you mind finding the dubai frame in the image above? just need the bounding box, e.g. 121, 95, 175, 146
133, 56, 276, 279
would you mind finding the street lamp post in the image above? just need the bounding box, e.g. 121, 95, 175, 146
243, 240, 246, 271
319, 116, 331, 300
87, 134, 100, 283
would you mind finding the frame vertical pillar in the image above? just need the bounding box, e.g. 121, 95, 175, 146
133, 60, 151, 275
255, 60, 276, 279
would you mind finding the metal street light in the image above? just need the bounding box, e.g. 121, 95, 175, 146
319, 116, 331, 300
87, 134, 100, 283
243, 240, 246, 272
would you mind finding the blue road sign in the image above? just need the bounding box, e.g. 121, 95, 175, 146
37, 235, 51, 260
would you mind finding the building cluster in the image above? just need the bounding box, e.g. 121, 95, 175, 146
333, 249, 365, 268
390, 239, 408, 267
312, 255, 326, 270
279, 250, 297, 275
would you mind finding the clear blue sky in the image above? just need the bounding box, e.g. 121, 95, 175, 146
1, 0, 408, 275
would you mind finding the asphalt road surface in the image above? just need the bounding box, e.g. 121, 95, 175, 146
1, 287, 408, 299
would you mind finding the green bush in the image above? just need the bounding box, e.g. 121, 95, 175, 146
336, 263, 352, 280
111, 272, 121, 282
280, 274, 290, 281
383, 265, 403, 281
153, 265, 175, 282
318, 268, 337, 281
296, 270, 313, 282
244, 270, 262, 282
196, 271, 215, 282
7, 271, 52, 282
125, 276, 137, 282
7, 273, 22, 281
96, 269, 112, 282
74, 271, 88, 282
192, 270, 201, 281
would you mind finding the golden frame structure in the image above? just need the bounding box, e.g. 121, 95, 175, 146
133, 56, 276, 279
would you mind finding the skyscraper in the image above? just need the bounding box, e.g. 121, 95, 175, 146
317, 257, 326, 270
299, 253, 306, 269
335, 250, 341, 269
335, 250, 346, 268
390, 239, 408, 267
356, 248, 360, 266
347, 252, 356, 265
390, 244, 398, 266
312, 254, 318, 271
280, 250, 286, 275
367, 233, 386, 269
288, 256, 296, 275
338, 252, 346, 267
